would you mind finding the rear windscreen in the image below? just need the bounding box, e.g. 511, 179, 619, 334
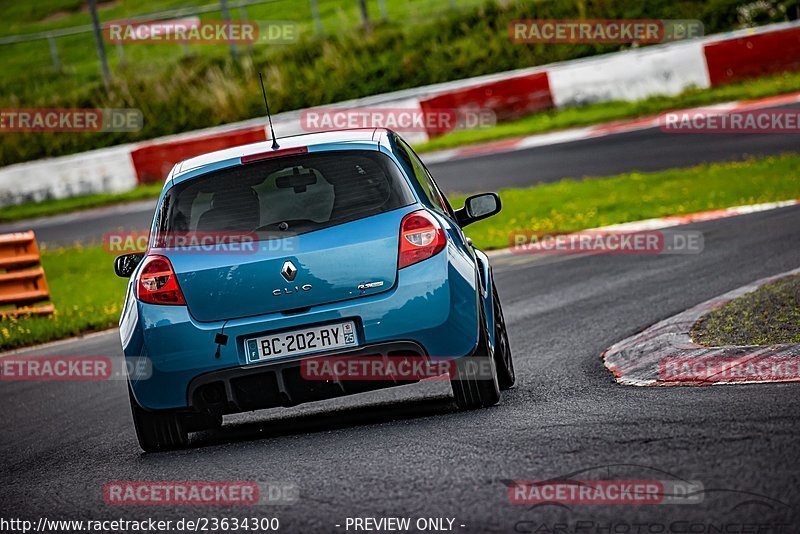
154, 150, 415, 241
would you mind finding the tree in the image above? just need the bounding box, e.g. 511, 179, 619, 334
357, 0, 371, 29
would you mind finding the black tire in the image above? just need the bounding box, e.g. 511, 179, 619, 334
492, 280, 516, 390
128, 385, 188, 452
450, 307, 501, 410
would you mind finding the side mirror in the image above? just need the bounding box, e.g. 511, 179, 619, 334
114, 253, 145, 278
455, 193, 502, 227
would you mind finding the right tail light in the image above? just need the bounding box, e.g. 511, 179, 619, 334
398, 210, 447, 269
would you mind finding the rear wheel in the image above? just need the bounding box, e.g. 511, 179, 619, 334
450, 307, 501, 410
128, 385, 188, 452
492, 280, 516, 390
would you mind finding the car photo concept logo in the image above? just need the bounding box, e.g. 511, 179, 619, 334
507, 465, 793, 533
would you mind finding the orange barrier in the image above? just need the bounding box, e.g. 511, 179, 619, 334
0, 231, 54, 317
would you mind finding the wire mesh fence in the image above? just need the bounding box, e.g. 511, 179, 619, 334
0, 0, 491, 86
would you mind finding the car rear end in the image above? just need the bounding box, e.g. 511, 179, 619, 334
120, 137, 481, 415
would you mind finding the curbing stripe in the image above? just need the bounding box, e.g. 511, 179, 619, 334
602, 267, 800, 387
421, 90, 800, 165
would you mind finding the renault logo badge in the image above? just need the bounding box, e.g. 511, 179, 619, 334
281, 260, 298, 282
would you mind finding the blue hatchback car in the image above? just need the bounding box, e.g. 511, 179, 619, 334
115, 128, 514, 451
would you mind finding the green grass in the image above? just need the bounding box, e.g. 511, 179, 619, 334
0, 0, 765, 166
1, 0, 489, 71
3, 68, 798, 224
3, 153, 799, 351
0, 183, 163, 223
452, 153, 800, 250
1, 246, 127, 351
416, 70, 800, 153
0, 0, 488, 102
691, 274, 800, 346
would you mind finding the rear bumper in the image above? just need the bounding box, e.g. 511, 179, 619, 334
188, 341, 427, 415
121, 250, 480, 411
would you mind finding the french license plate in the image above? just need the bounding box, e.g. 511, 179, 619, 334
246, 321, 357, 363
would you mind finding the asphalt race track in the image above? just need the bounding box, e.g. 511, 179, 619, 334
2, 204, 799, 531
431, 122, 800, 193
2, 106, 799, 247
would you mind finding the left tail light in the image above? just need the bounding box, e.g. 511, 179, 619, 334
135, 255, 186, 305
398, 210, 447, 269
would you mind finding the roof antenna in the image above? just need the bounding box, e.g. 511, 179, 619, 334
259, 72, 280, 150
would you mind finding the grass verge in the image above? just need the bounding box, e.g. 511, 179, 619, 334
1, 246, 127, 351
691, 274, 800, 346
2, 153, 799, 351
0, 0, 762, 166
453, 153, 800, 250
416, 71, 800, 153
4, 71, 800, 224
0, 183, 163, 223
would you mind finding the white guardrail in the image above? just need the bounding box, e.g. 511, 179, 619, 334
1, 21, 797, 207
